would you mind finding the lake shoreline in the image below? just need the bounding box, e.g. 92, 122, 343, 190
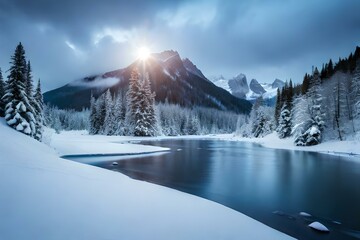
50, 129, 360, 161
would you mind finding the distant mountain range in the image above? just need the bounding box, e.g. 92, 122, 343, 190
44, 50, 252, 114
210, 74, 284, 104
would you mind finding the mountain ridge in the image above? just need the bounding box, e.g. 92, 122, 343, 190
44, 51, 252, 114
211, 74, 284, 103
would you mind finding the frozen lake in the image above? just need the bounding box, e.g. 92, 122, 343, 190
65, 139, 360, 240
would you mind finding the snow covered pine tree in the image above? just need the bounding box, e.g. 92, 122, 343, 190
33, 79, 44, 140
89, 93, 98, 134
103, 89, 116, 135
295, 68, 325, 146
3, 43, 37, 137
276, 80, 293, 139
138, 73, 157, 136
0, 68, 5, 117
126, 68, 157, 136
277, 103, 292, 138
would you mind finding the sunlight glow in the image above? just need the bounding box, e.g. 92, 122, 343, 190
137, 46, 151, 61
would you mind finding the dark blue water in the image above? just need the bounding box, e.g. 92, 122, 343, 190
66, 139, 360, 240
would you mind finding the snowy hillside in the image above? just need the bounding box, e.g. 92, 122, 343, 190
0, 119, 293, 240
211, 75, 283, 101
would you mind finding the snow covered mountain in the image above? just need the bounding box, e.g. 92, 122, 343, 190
211, 74, 284, 103
228, 74, 249, 99
44, 50, 251, 114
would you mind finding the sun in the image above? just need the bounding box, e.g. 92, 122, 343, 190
137, 46, 151, 61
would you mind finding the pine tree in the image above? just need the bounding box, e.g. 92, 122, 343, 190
320, 64, 326, 79
301, 74, 310, 94
25, 61, 34, 97
133, 72, 157, 136
113, 89, 127, 135
250, 97, 274, 138
103, 89, 116, 135
140, 73, 157, 136
252, 105, 274, 138
125, 68, 142, 136
3, 42, 37, 136
0, 68, 5, 117
125, 68, 157, 136
288, 79, 293, 106
89, 93, 98, 134
308, 68, 326, 131
96, 93, 106, 134
327, 59, 334, 77
332, 77, 349, 141
274, 88, 281, 127
26, 61, 39, 128
292, 96, 312, 146
277, 103, 292, 139
275, 79, 294, 138
113, 91, 125, 135
280, 81, 288, 104
295, 68, 326, 146
33, 79, 44, 141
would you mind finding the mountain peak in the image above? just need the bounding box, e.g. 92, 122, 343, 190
234, 73, 246, 80
228, 74, 249, 99
152, 50, 180, 62
249, 79, 266, 94
250, 79, 259, 84
271, 79, 285, 89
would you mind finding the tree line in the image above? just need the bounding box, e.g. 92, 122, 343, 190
89, 68, 157, 136
236, 46, 360, 146
0, 43, 44, 141
44, 106, 90, 133
274, 46, 360, 145
236, 96, 275, 138
85, 67, 242, 136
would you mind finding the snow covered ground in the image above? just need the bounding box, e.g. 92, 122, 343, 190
49, 129, 170, 157
215, 132, 360, 159
0, 119, 294, 240
49, 128, 360, 160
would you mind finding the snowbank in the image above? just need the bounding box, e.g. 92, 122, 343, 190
50, 130, 170, 157
215, 132, 360, 159
0, 119, 293, 240
51, 129, 360, 161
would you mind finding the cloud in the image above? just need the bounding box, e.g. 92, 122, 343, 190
0, 0, 359, 91
93, 28, 135, 45
158, 0, 217, 28
69, 77, 120, 88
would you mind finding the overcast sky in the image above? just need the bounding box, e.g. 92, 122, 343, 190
0, 0, 359, 91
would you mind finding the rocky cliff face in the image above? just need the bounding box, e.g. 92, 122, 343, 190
228, 74, 249, 99
249, 79, 266, 94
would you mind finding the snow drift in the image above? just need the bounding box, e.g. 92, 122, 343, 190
0, 118, 293, 240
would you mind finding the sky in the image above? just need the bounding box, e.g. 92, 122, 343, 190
0, 0, 359, 91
